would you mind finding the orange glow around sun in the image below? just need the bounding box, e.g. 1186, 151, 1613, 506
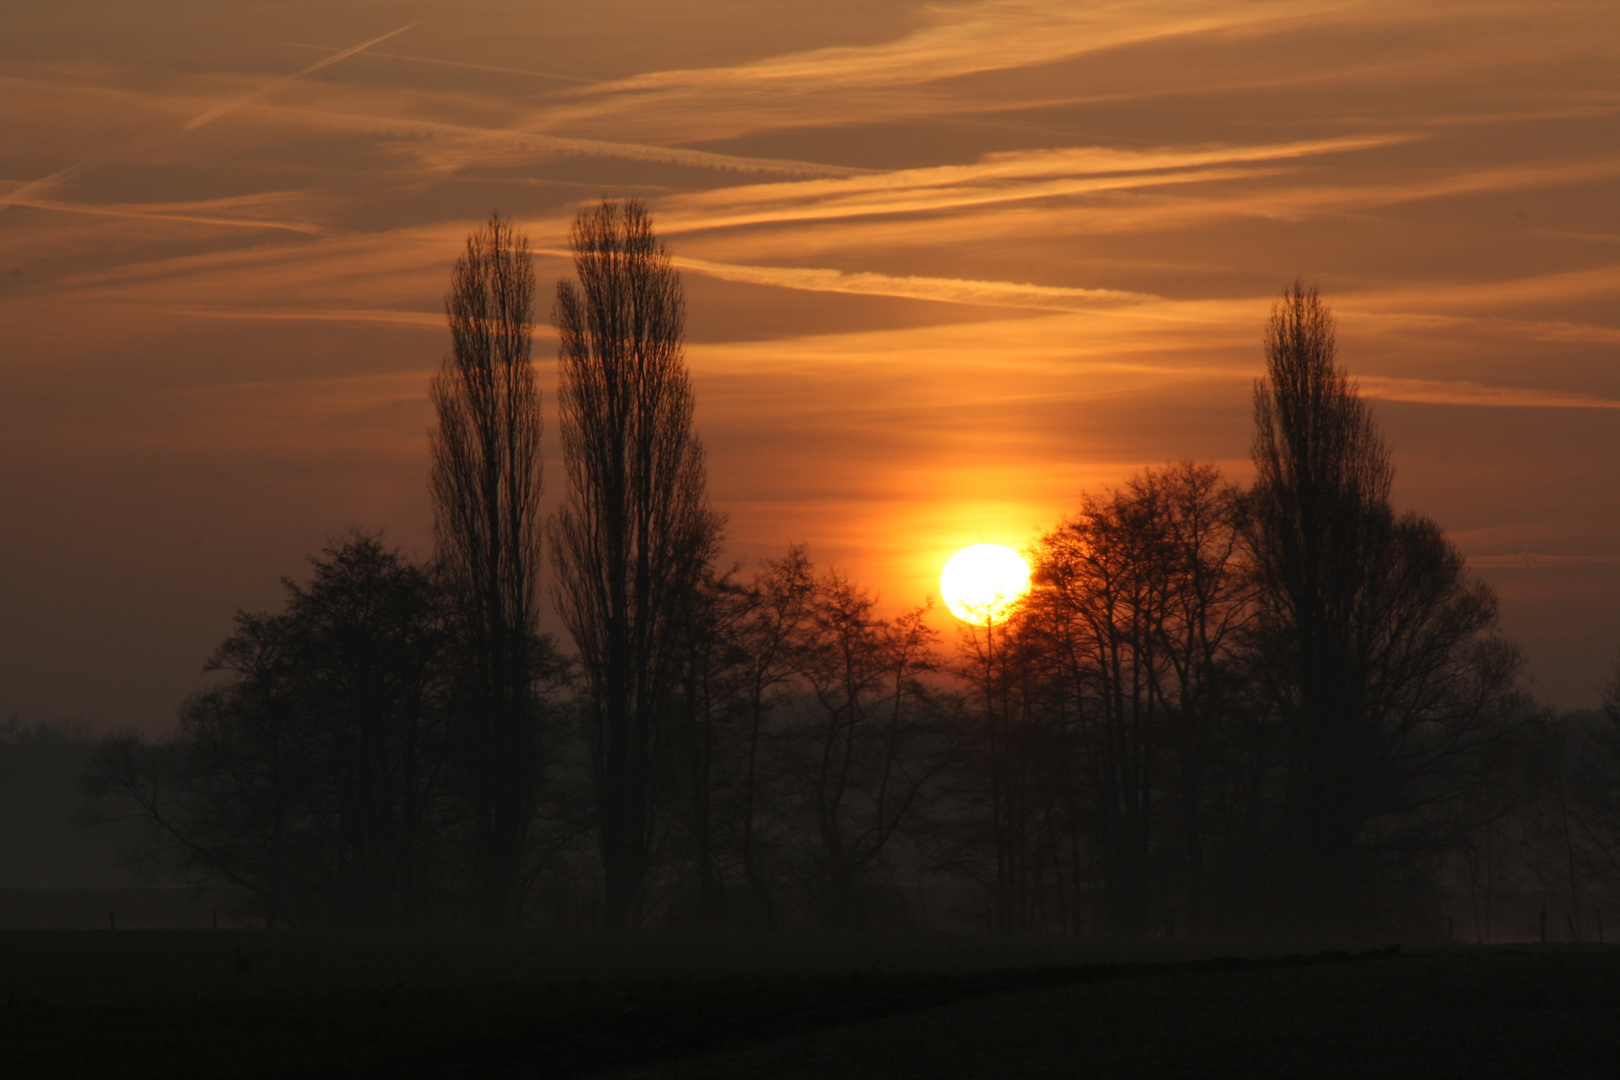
940, 544, 1031, 624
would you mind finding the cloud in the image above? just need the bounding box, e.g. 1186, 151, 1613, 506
1346, 264, 1620, 315
652, 134, 1408, 234
1358, 377, 1620, 410
669, 256, 1157, 311
1467, 554, 1620, 568
537, 0, 1353, 141
149, 305, 447, 331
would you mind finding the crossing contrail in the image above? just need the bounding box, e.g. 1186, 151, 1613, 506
0, 161, 94, 210
0, 23, 422, 218
184, 21, 420, 131
266, 40, 592, 84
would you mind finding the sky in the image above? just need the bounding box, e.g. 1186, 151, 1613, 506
2, 0, 1618, 733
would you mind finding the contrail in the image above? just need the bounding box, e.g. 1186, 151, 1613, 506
2, 23, 422, 218
0, 160, 99, 218
266, 40, 591, 84
0, 161, 94, 209
184, 22, 421, 132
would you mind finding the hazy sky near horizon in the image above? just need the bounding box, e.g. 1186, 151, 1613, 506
2, 0, 1618, 731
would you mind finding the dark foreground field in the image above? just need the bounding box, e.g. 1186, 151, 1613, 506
2, 931, 1615, 1079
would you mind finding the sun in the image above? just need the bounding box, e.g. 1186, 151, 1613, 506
940, 544, 1031, 624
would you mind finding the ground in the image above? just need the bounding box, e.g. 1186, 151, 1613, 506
2, 931, 1614, 1078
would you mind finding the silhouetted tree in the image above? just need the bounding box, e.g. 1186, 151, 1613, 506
730, 544, 818, 922
1513, 672, 1620, 942
1022, 464, 1252, 935
85, 535, 453, 926
1249, 282, 1527, 934
665, 563, 752, 924
779, 573, 945, 928
277, 537, 450, 925
949, 582, 1064, 931
431, 212, 554, 927
1150, 464, 1256, 934
550, 199, 724, 928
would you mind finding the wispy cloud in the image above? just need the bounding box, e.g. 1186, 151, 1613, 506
537, 0, 1352, 141
670, 256, 1156, 311
654, 134, 1407, 233
1358, 377, 1620, 410
1467, 554, 1620, 568
149, 305, 446, 331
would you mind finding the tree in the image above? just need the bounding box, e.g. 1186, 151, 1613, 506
730, 544, 818, 921
550, 199, 723, 928
276, 535, 450, 926
779, 572, 944, 928
1248, 282, 1526, 934
1148, 464, 1255, 935
951, 566, 1069, 932
430, 212, 552, 927
84, 535, 453, 927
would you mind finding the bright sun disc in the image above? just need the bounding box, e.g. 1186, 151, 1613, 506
941, 544, 1031, 624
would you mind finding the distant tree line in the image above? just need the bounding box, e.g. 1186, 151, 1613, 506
82, 206, 1620, 940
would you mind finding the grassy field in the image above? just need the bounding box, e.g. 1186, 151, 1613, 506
2, 930, 1614, 1078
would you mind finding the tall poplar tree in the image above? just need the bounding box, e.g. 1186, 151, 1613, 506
550, 199, 722, 928
1250, 282, 1520, 933
430, 212, 547, 927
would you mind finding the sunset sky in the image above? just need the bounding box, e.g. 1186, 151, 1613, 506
3, 0, 1618, 732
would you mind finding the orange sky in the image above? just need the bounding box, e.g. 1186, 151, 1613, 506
3, 0, 1619, 730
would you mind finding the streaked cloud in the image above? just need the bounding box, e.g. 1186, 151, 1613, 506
656, 134, 1410, 233
1359, 377, 1620, 410
539, 0, 1356, 141
671, 256, 1155, 311
1468, 554, 1620, 568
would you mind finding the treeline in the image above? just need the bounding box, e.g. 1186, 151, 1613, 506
83, 204, 1620, 939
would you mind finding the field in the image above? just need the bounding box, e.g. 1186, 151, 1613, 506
2, 930, 1616, 1078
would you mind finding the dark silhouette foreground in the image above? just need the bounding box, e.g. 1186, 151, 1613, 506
0, 932, 1615, 1080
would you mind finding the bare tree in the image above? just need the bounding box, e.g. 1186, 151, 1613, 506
1034, 475, 1179, 936
430, 212, 549, 927
952, 574, 1070, 931
732, 544, 817, 921
780, 573, 945, 928
550, 199, 723, 928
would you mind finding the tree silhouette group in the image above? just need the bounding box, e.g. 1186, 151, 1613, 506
85, 205, 1620, 940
